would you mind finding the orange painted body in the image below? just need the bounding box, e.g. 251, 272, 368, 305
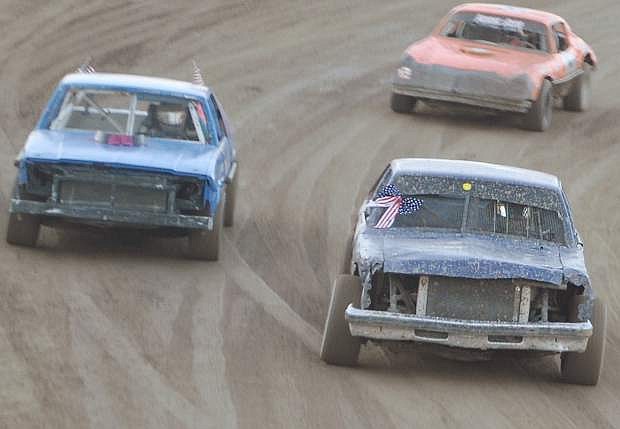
403, 3, 596, 101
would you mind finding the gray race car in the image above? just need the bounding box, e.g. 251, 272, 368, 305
321, 159, 606, 385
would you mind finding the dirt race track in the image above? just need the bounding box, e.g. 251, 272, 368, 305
0, 1, 619, 428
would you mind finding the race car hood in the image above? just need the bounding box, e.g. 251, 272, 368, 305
407, 36, 549, 77
20, 129, 219, 180
356, 230, 567, 286
396, 36, 552, 101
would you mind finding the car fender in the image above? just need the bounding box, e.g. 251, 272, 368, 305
526, 66, 553, 100
202, 144, 229, 215
571, 34, 598, 68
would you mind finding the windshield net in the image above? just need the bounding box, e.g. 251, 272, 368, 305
441, 11, 549, 52
368, 175, 567, 244
50, 89, 208, 143
467, 197, 565, 243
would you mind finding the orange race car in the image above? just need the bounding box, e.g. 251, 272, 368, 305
391, 3, 597, 131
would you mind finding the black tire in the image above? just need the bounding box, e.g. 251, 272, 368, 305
341, 232, 354, 275
224, 171, 237, 228
561, 298, 607, 385
6, 181, 41, 247
320, 274, 362, 366
564, 66, 591, 112
6, 212, 40, 247
187, 192, 224, 261
390, 92, 417, 114
523, 79, 553, 131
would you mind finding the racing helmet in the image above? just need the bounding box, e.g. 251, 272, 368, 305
156, 103, 187, 129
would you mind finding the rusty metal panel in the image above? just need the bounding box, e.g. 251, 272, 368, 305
426, 276, 516, 321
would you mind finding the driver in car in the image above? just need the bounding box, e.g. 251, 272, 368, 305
139, 103, 198, 140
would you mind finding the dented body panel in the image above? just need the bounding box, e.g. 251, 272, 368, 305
368, 231, 565, 285
348, 159, 594, 353
393, 3, 596, 112
20, 129, 222, 180
10, 72, 237, 231
346, 306, 591, 352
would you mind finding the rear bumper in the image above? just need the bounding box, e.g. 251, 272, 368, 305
393, 83, 532, 113
10, 199, 213, 230
345, 306, 592, 352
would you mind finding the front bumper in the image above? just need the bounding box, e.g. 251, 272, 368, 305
393, 83, 532, 113
10, 199, 213, 230
392, 59, 535, 113
345, 306, 592, 353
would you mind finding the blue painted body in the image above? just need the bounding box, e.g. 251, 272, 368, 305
19, 73, 237, 214
353, 159, 591, 294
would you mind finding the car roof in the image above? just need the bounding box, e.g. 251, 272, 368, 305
452, 3, 563, 26
59, 73, 210, 98
390, 158, 561, 190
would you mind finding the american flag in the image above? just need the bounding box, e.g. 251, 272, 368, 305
372, 184, 423, 229
192, 60, 206, 86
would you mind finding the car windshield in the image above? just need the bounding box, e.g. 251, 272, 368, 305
367, 174, 567, 244
441, 11, 549, 52
49, 89, 209, 143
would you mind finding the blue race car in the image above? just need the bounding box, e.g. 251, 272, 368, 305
7, 67, 237, 260
321, 159, 606, 385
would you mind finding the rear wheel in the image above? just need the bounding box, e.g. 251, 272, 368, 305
561, 298, 607, 385
187, 191, 224, 261
6, 212, 40, 247
6, 182, 41, 247
320, 275, 362, 366
564, 66, 591, 112
390, 92, 417, 114
523, 79, 553, 131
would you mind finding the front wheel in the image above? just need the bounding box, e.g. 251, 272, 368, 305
523, 79, 553, 131
187, 192, 224, 261
561, 298, 607, 385
564, 66, 591, 112
320, 275, 362, 366
390, 92, 417, 114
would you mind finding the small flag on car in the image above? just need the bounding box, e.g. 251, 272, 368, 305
192, 60, 206, 86
371, 184, 423, 228
76, 58, 96, 74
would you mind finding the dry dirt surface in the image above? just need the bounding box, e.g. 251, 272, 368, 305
0, 1, 619, 428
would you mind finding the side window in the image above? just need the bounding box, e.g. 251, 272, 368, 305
209, 95, 227, 141
552, 23, 568, 52
187, 101, 208, 144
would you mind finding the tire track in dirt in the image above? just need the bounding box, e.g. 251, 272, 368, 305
1, 1, 620, 428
